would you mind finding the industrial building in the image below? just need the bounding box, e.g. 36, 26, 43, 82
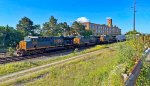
81, 18, 121, 36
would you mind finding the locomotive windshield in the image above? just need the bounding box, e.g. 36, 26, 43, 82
24, 37, 31, 42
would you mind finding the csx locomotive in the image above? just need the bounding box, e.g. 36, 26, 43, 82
16, 35, 117, 56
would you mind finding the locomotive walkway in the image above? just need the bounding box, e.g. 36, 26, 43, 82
0, 47, 113, 83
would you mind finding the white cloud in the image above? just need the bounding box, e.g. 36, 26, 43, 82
106, 17, 112, 19
76, 17, 89, 23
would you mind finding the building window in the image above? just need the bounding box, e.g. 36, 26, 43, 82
93, 25, 95, 29
90, 24, 95, 29
90, 24, 92, 29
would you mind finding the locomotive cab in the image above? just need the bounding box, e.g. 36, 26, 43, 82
17, 36, 38, 56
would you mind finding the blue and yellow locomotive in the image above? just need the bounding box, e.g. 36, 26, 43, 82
17, 35, 117, 56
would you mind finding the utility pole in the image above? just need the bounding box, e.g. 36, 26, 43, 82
133, 0, 136, 31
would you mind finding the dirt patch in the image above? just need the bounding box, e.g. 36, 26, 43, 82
15, 72, 49, 86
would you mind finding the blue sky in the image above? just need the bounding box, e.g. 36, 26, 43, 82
0, 0, 149, 34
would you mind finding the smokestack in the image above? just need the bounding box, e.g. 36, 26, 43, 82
107, 17, 112, 28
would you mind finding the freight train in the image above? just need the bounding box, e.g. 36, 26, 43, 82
16, 35, 125, 56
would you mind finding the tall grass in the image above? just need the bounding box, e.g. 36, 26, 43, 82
136, 35, 150, 85
136, 62, 150, 86
0, 47, 123, 86
25, 46, 125, 86
0, 45, 106, 76
1, 38, 146, 86
117, 35, 147, 75
121, 35, 150, 85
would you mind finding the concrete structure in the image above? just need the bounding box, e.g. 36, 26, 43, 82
81, 18, 121, 36
145, 48, 150, 62
125, 48, 150, 86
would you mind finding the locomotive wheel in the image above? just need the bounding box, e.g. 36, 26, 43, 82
17, 50, 26, 56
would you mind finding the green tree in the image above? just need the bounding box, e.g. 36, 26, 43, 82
49, 16, 57, 26
58, 22, 71, 36
71, 21, 85, 30
81, 30, 93, 36
32, 24, 41, 36
71, 21, 93, 36
0, 26, 6, 47
125, 30, 141, 35
16, 17, 39, 36
0, 25, 24, 48
42, 16, 61, 36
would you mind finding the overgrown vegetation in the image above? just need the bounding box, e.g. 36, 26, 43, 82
135, 34, 150, 85
25, 49, 122, 86
117, 35, 146, 75
121, 34, 149, 85
136, 62, 150, 86
0, 25, 24, 48
0, 42, 136, 86
0, 46, 123, 86
0, 45, 106, 76
0, 34, 149, 85
7, 47, 15, 56
125, 30, 141, 35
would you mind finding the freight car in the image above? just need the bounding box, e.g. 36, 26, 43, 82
17, 35, 117, 56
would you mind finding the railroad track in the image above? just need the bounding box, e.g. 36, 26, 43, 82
0, 46, 94, 64
0, 47, 112, 83
0, 50, 68, 64
0, 55, 42, 64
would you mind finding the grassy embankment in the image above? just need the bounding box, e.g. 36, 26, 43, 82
136, 35, 150, 86
0, 43, 113, 76
0, 43, 125, 86
0, 38, 146, 86
136, 62, 150, 86
23, 37, 148, 86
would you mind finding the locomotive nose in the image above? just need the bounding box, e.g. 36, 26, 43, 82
73, 38, 80, 44
19, 41, 27, 50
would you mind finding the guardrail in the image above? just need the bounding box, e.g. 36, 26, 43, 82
125, 48, 150, 86
145, 48, 150, 57
125, 59, 142, 86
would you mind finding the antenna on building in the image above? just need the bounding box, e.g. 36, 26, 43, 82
133, 0, 136, 31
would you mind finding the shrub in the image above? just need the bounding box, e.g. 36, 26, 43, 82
7, 47, 15, 56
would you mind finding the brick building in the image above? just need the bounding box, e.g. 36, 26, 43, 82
81, 18, 121, 36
